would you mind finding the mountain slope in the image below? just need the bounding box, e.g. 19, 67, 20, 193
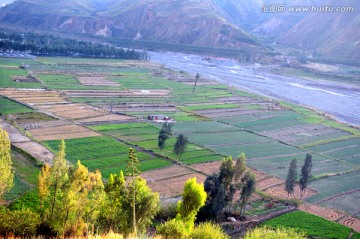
0, 0, 261, 50
279, 0, 360, 61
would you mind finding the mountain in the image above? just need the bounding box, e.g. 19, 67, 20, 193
0, 0, 261, 50
212, 0, 360, 61
278, 0, 360, 61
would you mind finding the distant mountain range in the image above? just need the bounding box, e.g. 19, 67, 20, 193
0, 0, 359, 61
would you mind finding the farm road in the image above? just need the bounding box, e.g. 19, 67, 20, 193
0, 118, 53, 164
150, 52, 360, 126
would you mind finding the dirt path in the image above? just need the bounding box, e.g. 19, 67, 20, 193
0, 118, 53, 164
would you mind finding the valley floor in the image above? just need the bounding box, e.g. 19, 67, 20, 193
0, 56, 359, 234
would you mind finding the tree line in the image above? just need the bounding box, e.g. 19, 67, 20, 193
0, 29, 148, 60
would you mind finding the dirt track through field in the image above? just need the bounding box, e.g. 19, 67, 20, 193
142, 165, 206, 197
0, 119, 53, 164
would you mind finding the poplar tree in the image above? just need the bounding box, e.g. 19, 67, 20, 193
300, 153, 312, 199
47, 140, 69, 224
0, 128, 14, 199
219, 156, 236, 204
173, 134, 188, 160
192, 73, 200, 93
125, 148, 141, 236
239, 171, 256, 216
158, 123, 173, 152
285, 159, 297, 198
234, 153, 246, 182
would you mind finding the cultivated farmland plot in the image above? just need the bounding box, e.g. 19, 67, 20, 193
44, 136, 172, 179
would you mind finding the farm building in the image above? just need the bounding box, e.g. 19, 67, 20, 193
147, 114, 174, 122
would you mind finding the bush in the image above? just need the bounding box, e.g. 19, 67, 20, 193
157, 219, 189, 239
244, 226, 306, 239
156, 202, 178, 221
191, 222, 229, 239
0, 208, 40, 236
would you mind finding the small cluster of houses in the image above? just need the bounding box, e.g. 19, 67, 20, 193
147, 114, 175, 122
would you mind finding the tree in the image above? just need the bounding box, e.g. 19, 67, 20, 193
199, 157, 236, 221
198, 175, 226, 220
0, 128, 14, 199
299, 153, 312, 199
177, 177, 207, 228
125, 148, 141, 235
99, 171, 126, 233
44, 140, 69, 225
234, 153, 246, 182
192, 73, 200, 93
157, 177, 206, 238
285, 159, 297, 198
158, 123, 173, 152
218, 156, 236, 204
173, 134, 188, 160
38, 163, 51, 212
38, 141, 106, 236
121, 177, 160, 236
238, 171, 256, 216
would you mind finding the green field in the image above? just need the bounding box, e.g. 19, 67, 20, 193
3, 147, 40, 201
0, 97, 34, 115
306, 172, 360, 203
44, 136, 172, 178
0, 67, 43, 88
262, 211, 353, 239
91, 123, 224, 164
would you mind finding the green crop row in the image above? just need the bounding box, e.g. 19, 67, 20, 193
0, 97, 34, 115
262, 211, 352, 239
179, 103, 239, 112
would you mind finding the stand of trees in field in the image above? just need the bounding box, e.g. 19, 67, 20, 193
0, 126, 306, 238
0, 29, 148, 60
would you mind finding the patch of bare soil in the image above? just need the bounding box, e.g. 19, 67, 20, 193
191, 161, 222, 175
11, 75, 39, 83
28, 124, 100, 141
0, 89, 67, 105
264, 184, 317, 200
77, 77, 120, 87
339, 216, 360, 232
76, 114, 135, 123
142, 165, 194, 182
13, 141, 53, 164
20, 120, 71, 130
300, 203, 347, 223
147, 173, 207, 197
256, 177, 283, 191
37, 103, 107, 120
